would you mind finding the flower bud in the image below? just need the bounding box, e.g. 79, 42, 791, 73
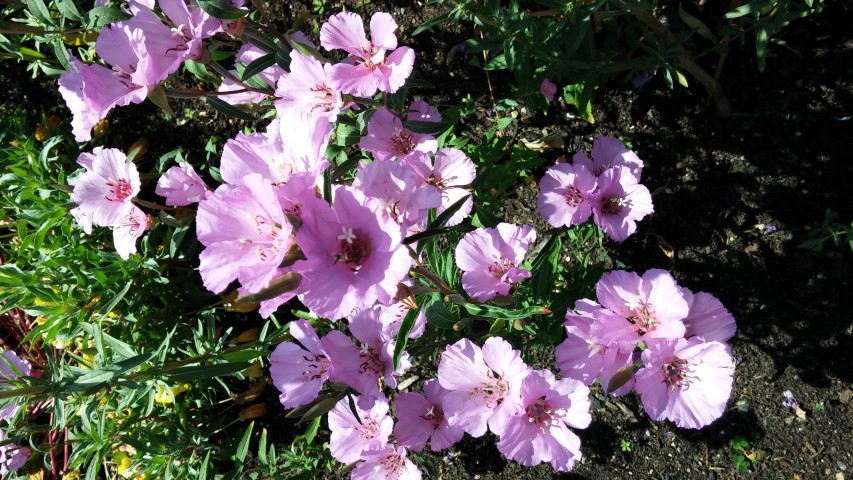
244, 361, 264, 378
239, 403, 267, 420
126, 138, 149, 161
234, 327, 260, 344
234, 380, 266, 404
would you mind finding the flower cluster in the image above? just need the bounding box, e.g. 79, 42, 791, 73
555, 269, 737, 428
537, 136, 653, 241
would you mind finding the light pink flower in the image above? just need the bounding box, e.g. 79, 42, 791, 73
455, 223, 537, 302
589, 166, 653, 242
155, 162, 210, 206
331, 307, 410, 397
394, 379, 464, 452
403, 148, 476, 227
320, 11, 415, 97
573, 136, 644, 180
537, 162, 597, 228
635, 337, 734, 429
351, 445, 422, 480
159, 0, 222, 60
196, 173, 294, 294
352, 159, 441, 236
328, 395, 393, 464
275, 50, 343, 120
0, 429, 30, 478
680, 288, 737, 343
590, 269, 688, 352
496, 370, 590, 472
220, 114, 331, 186
71, 148, 141, 228
58, 55, 148, 142
437, 337, 531, 437
269, 320, 359, 409
554, 299, 635, 395
359, 106, 439, 162
540, 79, 557, 101
112, 205, 149, 260
0, 351, 32, 420
294, 187, 411, 320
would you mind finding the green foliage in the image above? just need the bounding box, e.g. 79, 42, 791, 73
798, 209, 853, 253
729, 435, 762, 473
420, 0, 825, 119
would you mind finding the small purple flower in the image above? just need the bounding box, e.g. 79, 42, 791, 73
540, 79, 558, 101
155, 162, 210, 206
455, 223, 536, 302
782, 390, 798, 410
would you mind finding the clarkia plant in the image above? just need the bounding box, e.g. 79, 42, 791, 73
0, 2, 743, 478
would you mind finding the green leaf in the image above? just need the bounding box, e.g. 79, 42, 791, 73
724, 0, 776, 18
236, 421, 253, 463
496, 117, 513, 130
425, 194, 471, 232
164, 361, 252, 382
197, 0, 247, 20
258, 428, 268, 465
79, 323, 137, 359
242, 53, 276, 82
98, 280, 132, 318
403, 227, 448, 246
678, 2, 716, 42
84, 6, 130, 28
756, 27, 768, 72
412, 9, 455, 36
530, 234, 562, 301
184, 60, 220, 84
56, 0, 83, 21
463, 303, 550, 320
148, 84, 176, 117
483, 54, 508, 71
24, 0, 54, 26
392, 298, 422, 370
207, 96, 257, 122
402, 120, 446, 135
304, 415, 321, 444
423, 293, 457, 329
291, 40, 328, 63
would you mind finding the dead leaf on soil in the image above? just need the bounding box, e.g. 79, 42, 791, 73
518, 134, 564, 151
838, 389, 853, 404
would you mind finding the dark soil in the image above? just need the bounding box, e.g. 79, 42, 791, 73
2, 1, 851, 479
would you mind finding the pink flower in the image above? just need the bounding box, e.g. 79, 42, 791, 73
328, 395, 393, 464
496, 370, 591, 472
351, 445, 422, 480
680, 288, 737, 343
455, 223, 537, 302
589, 166, 653, 242
536, 162, 597, 228
159, 0, 222, 60
320, 11, 415, 97
635, 337, 734, 429
403, 148, 476, 227
540, 79, 557, 101
58, 55, 148, 142
394, 379, 464, 452
71, 148, 141, 228
112, 205, 149, 260
275, 50, 343, 120
155, 162, 210, 206
0, 429, 30, 478
220, 114, 331, 186
294, 187, 412, 320
196, 174, 294, 294
352, 159, 441, 236
554, 299, 636, 395
437, 337, 530, 437
573, 136, 644, 180
359, 106, 439, 162
269, 320, 359, 409
330, 307, 410, 397
590, 269, 688, 352
0, 351, 31, 420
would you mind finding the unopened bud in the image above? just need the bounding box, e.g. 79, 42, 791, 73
234, 327, 260, 344
222, 289, 259, 313
239, 403, 267, 420
126, 138, 149, 161
92, 119, 109, 139
244, 361, 264, 378
234, 380, 266, 404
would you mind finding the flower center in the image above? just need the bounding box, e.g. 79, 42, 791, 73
391, 129, 416, 155
358, 415, 381, 440
472, 373, 510, 407
422, 405, 444, 428
334, 227, 371, 272
565, 185, 584, 207
358, 344, 385, 377
300, 353, 330, 383
106, 179, 133, 202
525, 397, 554, 433
488, 258, 514, 279
252, 214, 285, 262
601, 196, 623, 215
627, 300, 657, 335
662, 357, 693, 390
378, 451, 406, 475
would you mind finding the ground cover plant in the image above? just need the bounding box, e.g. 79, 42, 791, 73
0, 0, 851, 479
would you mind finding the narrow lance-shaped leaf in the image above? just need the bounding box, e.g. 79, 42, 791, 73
392, 296, 424, 370
463, 303, 551, 320
197, 0, 247, 20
